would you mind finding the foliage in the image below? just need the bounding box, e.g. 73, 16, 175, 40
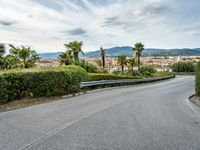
127, 58, 136, 76
9, 44, 39, 69
76, 60, 98, 73
139, 66, 156, 76
0, 43, 5, 57
112, 69, 140, 76
97, 68, 109, 74
89, 73, 142, 81
196, 62, 200, 96
64, 41, 83, 63
0, 43, 6, 69
117, 55, 127, 73
133, 42, 144, 69
0, 66, 88, 103
58, 50, 73, 65
171, 61, 195, 72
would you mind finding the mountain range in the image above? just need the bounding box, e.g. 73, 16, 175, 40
39, 46, 200, 59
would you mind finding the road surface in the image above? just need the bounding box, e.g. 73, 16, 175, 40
0, 76, 200, 150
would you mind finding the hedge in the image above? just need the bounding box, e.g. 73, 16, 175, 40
196, 62, 200, 96
0, 65, 88, 103
89, 73, 142, 81
171, 61, 195, 72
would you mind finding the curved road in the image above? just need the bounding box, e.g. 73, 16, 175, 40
0, 76, 200, 150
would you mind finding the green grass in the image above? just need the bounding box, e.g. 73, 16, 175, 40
152, 72, 174, 77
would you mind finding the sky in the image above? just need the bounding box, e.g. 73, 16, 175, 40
0, 0, 200, 53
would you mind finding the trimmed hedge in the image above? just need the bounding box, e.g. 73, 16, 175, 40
196, 62, 200, 96
89, 73, 142, 81
172, 61, 195, 72
0, 65, 88, 103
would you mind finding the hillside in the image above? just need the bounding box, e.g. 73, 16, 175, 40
39, 47, 200, 59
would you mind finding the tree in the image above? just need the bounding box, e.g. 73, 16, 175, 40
64, 41, 83, 63
133, 42, 144, 69
0, 43, 5, 57
100, 47, 106, 69
9, 44, 39, 68
127, 58, 136, 76
117, 55, 127, 73
4, 54, 19, 69
59, 50, 73, 66
0, 43, 6, 69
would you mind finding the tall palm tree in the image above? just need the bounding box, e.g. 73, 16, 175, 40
100, 47, 106, 69
58, 50, 73, 66
117, 55, 127, 73
64, 41, 83, 63
132, 42, 144, 69
9, 44, 39, 68
127, 58, 136, 76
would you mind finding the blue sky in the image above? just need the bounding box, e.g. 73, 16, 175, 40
0, 0, 200, 53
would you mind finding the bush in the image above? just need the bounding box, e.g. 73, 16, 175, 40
139, 66, 156, 76
171, 61, 195, 72
89, 73, 142, 81
96, 68, 109, 74
0, 65, 88, 103
196, 62, 200, 96
76, 61, 98, 73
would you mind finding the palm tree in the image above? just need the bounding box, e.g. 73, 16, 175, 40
9, 44, 39, 68
4, 54, 19, 69
132, 42, 144, 69
64, 41, 83, 63
0, 43, 5, 57
127, 58, 136, 76
100, 47, 106, 69
117, 55, 127, 73
0, 44, 5, 69
58, 50, 73, 66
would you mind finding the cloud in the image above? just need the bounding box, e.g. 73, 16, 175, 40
0, 20, 15, 26
102, 16, 125, 27
31, 0, 65, 12
0, 0, 200, 53
63, 28, 87, 36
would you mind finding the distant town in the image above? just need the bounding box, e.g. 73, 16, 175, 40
37, 55, 200, 72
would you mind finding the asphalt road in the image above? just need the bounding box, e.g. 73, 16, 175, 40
0, 76, 200, 150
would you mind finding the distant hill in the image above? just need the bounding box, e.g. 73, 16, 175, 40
39, 46, 200, 59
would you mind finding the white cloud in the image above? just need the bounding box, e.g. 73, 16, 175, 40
0, 0, 200, 53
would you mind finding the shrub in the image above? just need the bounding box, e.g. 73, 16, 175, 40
76, 61, 98, 73
171, 61, 195, 72
89, 73, 142, 81
96, 68, 109, 74
196, 62, 200, 96
139, 66, 156, 76
112, 70, 122, 75
0, 65, 88, 103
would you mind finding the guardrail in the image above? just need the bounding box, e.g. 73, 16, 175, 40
80, 75, 175, 88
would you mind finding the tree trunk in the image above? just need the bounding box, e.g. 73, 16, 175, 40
138, 55, 140, 69
132, 65, 134, 76
122, 65, 124, 73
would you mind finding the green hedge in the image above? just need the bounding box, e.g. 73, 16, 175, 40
89, 73, 142, 81
196, 62, 200, 96
172, 61, 195, 72
0, 65, 88, 103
